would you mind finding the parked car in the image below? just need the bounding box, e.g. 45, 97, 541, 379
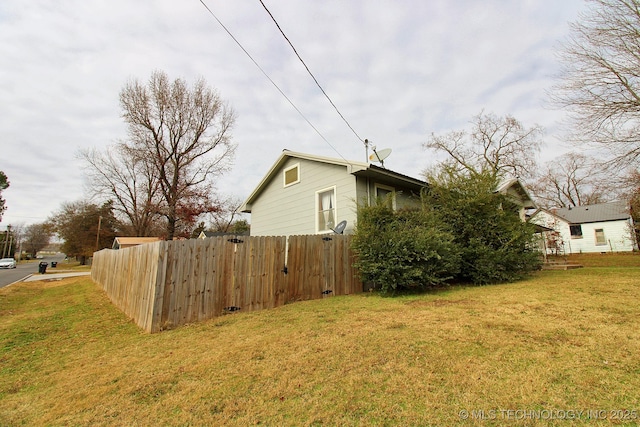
0, 258, 17, 269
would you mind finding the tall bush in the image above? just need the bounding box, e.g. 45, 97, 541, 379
352, 198, 460, 293
352, 171, 541, 291
424, 171, 542, 284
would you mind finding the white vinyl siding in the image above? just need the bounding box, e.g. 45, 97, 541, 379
565, 221, 636, 252
531, 210, 637, 253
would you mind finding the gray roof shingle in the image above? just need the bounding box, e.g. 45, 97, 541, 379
554, 201, 630, 224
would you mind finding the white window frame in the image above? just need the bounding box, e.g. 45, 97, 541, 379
315, 186, 337, 234
569, 224, 583, 239
595, 228, 607, 246
374, 183, 396, 209
283, 163, 300, 188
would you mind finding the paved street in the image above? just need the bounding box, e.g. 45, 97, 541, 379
0, 253, 69, 289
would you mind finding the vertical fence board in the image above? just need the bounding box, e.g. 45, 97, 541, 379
91, 234, 362, 333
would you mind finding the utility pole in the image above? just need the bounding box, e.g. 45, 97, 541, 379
95, 216, 102, 252
364, 139, 370, 162
7, 225, 12, 258
1, 225, 9, 258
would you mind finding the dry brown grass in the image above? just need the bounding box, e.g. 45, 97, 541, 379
1, 262, 640, 426
558, 251, 640, 268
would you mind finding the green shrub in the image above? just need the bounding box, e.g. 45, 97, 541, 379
352, 171, 541, 291
424, 171, 542, 284
352, 200, 460, 293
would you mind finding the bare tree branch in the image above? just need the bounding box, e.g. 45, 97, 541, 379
117, 70, 237, 239
424, 111, 542, 180
552, 0, 640, 167
529, 152, 619, 208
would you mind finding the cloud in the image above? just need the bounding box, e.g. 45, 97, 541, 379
0, 0, 586, 228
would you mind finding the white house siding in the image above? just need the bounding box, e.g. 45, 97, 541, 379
249, 158, 359, 236
531, 210, 636, 253
565, 220, 636, 253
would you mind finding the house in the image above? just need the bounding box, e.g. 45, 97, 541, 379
240, 150, 426, 236
529, 201, 638, 254
496, 177, 537, 221
111, 237, 161, 250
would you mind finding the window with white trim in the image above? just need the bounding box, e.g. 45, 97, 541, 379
283, 163, 300, 187
316, 187, 336, 233
595, 228, 606, 246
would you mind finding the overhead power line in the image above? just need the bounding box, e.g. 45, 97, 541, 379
258, 0, 365, 146
197, 0, 348, 162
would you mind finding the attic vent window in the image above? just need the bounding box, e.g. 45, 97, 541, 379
284, 164, 300, 187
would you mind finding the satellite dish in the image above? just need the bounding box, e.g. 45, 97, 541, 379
332, 220, 347, 234
369, 148, 392, 164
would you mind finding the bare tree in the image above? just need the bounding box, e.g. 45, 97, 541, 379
424, 111, 542, 180
23, 223, 51, 259
9, 222, 25, 259
619, 169, 640, 242
119, 70, 236, 239
207, 195, 245, 233
552, 0, 640, 167
80, 144, 163, 236
530, 152, 616, 208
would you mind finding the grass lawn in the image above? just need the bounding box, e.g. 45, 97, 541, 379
1, 254, 639, 426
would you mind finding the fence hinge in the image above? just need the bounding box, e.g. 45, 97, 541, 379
322, 289, 333, 295
322, 237, 332, 241
227, 238, 244, 244
224, 306, 241, 312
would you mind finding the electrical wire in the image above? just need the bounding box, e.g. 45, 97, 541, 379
258, 0, 366, 146
197, 0, 349, 162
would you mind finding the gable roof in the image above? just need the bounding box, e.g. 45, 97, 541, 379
553, 201, 630, 224
240, 150, 426, 213
496, 177, 536, 209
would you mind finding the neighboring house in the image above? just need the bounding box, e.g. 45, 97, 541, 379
496, 177, 537, 221
240, 150, 426, 236
111, 237, 161, 250
529, 201, 638, 254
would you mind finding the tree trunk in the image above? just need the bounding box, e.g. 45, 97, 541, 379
166, 217, 176, 241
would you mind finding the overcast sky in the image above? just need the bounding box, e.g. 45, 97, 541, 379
0, 0, 588, 230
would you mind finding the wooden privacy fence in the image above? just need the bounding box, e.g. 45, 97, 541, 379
91, 234, 362, 333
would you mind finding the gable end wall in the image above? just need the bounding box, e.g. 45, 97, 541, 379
249, 158, 358, 236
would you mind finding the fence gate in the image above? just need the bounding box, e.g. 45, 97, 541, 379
285, 234, 361, 302
94, 234, 361, 332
